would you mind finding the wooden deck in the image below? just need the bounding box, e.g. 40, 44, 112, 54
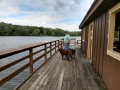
16, 47, 107, 90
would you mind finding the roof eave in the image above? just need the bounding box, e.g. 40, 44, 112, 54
79, 0, 120, 29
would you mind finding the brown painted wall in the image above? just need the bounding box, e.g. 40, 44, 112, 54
85, 27, 88, 56
81, 12, 120, 90
92, 13, 108, 76
103, 55, 120, 90
81, 30, 85, 53
81, 28, 88, 56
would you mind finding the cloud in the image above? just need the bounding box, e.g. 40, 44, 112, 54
0, 0, 19, 15
0, 0, 94, 31
47, 23, 81, 31
0, 15, 80, 31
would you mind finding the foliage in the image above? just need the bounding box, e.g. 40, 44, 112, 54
0, 22, 81, 36
114, 31, 119, 38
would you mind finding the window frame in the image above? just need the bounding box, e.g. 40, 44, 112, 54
107, 3, 120, 61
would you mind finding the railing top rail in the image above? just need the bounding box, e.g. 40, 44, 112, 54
0, 39, 62, 59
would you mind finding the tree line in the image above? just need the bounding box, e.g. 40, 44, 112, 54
0, 22, 81, 36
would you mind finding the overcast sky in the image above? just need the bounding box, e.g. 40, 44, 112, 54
0, 0, 94, 31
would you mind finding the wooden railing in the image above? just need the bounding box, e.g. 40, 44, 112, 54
77, 40, 81, 46
0, 39, 63, 86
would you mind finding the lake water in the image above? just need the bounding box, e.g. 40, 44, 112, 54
0, 36, 81, 90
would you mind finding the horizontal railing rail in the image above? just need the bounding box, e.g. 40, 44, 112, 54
0, 39, 63, 86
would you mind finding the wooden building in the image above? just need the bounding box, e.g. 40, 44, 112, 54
79, 0, 120, 90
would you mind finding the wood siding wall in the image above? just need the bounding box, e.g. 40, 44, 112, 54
81, 27, 88, 56
92, 13, 108, 76
81, 12, 120, 90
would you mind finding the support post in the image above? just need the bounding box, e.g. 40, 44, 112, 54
29, 48, 33, 74
58, 40, 60, 49
50, 42, 52, 57
61, 39, 63, 47
55, 41, 56, 52
44, 44, 47, 60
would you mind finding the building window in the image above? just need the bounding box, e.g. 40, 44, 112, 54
107, 3, 120, 61
113, 12, 120, 52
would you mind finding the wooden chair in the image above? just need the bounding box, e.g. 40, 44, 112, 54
69, 38, 76, 49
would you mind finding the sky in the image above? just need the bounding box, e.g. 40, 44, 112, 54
0, 0, 94, 31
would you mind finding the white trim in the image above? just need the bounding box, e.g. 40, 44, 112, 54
107, 3, 120, 61
107, 50, 120, 61
109, 7, 120, 14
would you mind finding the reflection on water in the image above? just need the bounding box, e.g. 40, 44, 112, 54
0, 36, 80, 90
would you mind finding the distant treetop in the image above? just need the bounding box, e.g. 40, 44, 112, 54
0, 22, 81, 36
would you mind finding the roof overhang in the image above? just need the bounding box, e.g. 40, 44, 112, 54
79, 0, 120, 29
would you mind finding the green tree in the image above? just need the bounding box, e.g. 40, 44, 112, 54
0, 22, 81, 36
3, 26, 13, 35
32, 29, 40, 36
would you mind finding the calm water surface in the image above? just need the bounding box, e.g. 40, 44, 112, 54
0, 36, 81, 90
0, 36, 64, 52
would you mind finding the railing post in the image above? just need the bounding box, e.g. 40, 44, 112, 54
58, 40, 60, 49
61, 39, 64, 47
50, 42, 52, 57
29, 48, 33, 74
77, 40, 78, 46
61, 39, 62, 47
55, 41, 56, 52
44, 44, 47, 60
77, 40, 81, 46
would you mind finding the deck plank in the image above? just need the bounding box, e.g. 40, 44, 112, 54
75, 51, 83, 90
18, 53, 60, 90
30, 54, 60, 90
17, 47, 107, 90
